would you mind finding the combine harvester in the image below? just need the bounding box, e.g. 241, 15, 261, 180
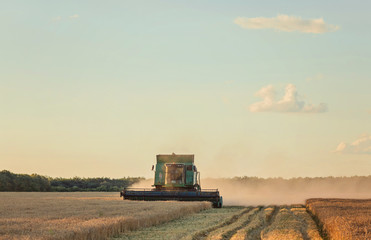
120, 154, 223, 208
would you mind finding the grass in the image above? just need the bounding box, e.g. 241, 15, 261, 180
114, 206, 244, 240
0, 192, 211, 240
307, 198, 371, 240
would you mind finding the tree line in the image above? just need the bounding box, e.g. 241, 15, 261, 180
0, 170, 143, 192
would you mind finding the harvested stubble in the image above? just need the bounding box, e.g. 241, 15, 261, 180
307, 198, 371, 240
261, 206, 322, 240
114, 206, 244, 240
264, 207, 276, 223
0, 192, 211, 240
261, 207, 303, 240
191, 207, 250, 240
204, 207, 259, 240
230, 206, 273, 240
291, 207, 322, 240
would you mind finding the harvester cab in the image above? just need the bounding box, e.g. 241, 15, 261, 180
153, 154, 201, 191
120, 154, 223, 208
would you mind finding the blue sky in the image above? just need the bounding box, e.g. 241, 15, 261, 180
1, 0, 371, 178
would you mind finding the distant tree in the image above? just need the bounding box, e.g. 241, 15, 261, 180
0, 170, 15, 191
0, 170, 143, 192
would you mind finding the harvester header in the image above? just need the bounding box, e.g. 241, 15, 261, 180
120, 153, 223, 208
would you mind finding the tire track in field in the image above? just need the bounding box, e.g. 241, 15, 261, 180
205, 207, 260, 240
291, 206, 323, 240
306, 206, 328, 240
260, 206, 305, 240
290, 206, 311, 240
191, 207, 253, 240
230, 207, 266, 240
193, 206, 278, 240
246, 206, 279, 240
220, 207, 262, 240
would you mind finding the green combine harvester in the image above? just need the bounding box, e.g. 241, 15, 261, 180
120, 154, 223, 208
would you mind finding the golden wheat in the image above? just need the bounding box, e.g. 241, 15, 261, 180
0, 192, 211, 240
307, 198, 371, 240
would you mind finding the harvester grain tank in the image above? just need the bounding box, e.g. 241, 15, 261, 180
120, 154, 223, 208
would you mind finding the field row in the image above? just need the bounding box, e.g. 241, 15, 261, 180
117, 205, 322, 240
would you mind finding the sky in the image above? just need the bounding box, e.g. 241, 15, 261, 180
1, 0, 371, 179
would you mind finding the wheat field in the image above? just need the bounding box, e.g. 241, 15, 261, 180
307, 198, 371, 240
0, 192, 211, 240
2, 193, 369, 240
116, 205, 322, 240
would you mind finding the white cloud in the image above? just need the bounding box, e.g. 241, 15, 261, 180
234, 14, 339, 34
69, 14, 79, 19
249, 84, 328, 113
52, 16, 62, 22
334, 135, 371, 154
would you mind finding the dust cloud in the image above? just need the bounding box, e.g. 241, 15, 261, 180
131, 179, 154, 189
131, 176, 371, 206
202, 177, 371, 206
